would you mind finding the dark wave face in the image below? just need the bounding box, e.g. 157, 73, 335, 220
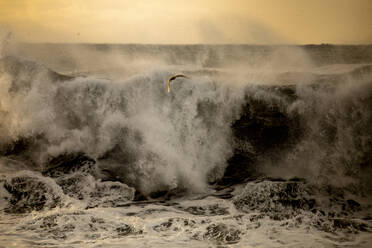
0, 44, 372, 247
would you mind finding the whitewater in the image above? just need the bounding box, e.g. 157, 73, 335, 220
0, 43, 372, 247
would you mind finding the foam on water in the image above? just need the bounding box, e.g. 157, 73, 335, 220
0, 54, 247, 194
1, 43, 372, 247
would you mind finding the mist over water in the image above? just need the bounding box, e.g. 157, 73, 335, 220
1, 42, 372, 247
0, 52, 245, 195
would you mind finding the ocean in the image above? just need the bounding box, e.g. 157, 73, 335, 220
0, 43, 372, 247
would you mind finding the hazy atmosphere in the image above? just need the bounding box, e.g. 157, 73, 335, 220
1, 0, 372, 44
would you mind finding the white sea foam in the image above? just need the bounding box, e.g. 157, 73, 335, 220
0, 44, 371, 247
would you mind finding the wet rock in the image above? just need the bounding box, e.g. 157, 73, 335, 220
3, 175, 61, 213
203, 223, 241, 244
43, 153, 96, 178
52, 172, 134, 208
88, 180, 135, 208
55, 173, 92, 200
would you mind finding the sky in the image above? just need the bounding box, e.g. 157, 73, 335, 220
0, 0, 371, 44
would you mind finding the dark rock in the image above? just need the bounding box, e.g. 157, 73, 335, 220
3, 175, 61, 213
55, 173, 88, 200
42, 153, 96, 178
88, 180, 134, 208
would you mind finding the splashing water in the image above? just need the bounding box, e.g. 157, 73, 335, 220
1, 44, 372, 247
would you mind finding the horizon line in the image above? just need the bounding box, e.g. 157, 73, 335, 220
16, 42, 372, 46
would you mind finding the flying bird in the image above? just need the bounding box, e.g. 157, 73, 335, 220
167, 74, 189, 93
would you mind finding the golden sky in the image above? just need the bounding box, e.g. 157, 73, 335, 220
0, 0, 371, 44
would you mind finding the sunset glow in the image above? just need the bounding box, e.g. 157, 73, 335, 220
0, 0, 371, 44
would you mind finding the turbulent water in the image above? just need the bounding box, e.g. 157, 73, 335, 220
0, 43, 372, 247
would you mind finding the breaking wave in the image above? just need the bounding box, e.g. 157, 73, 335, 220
0, 54, 245, 197
1, 44, 372, 247
0, 45, 372, 210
